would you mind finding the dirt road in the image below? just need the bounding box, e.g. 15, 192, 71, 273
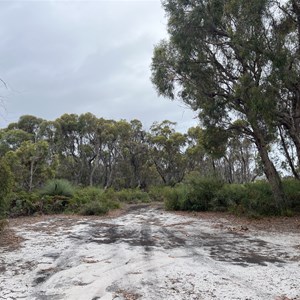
0, 205, 299, 300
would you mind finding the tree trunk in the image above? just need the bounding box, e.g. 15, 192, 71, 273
29, 160, 34, 192
278, 126, 300, 180
252, 125, 286, 210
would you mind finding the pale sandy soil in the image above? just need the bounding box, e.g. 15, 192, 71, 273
0, 204, 300, 300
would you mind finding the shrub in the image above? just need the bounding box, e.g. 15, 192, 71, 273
163, 186, 182, 210
0, 160, 14, 221
162, 184, 189, 210
223, 181, 277, 216
182, 176, 224, 211
40, 195, 70, 214
41, 179, 74, 197
71, 187, 120, 215
148, 186, 175, 202
216, 184, 246, 205
70, 186, 105, 209
115, 189, 150, 203
283, 179, 300, 212
243, 181, 276, 216
80, 201, 110, 215
8, 191, 40, 217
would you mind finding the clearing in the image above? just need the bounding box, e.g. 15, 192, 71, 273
0, 204, 300, 300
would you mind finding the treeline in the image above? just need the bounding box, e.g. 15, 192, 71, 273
151, 0, 300, 210
0, 113, 300, 222
0, 113, 261, 192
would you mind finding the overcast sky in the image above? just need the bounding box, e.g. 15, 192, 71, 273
0, 0, 198, 131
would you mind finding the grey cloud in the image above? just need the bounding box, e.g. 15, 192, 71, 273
0, 0, 198, 131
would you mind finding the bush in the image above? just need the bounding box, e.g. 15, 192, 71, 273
0, 160, 14, 221
40, 195, 70, 214
80, 201, 110, 215
70, 186, 105, 209
163, 185, 189, 211
148, 186, 174, 202
220, 181, 277, 216
182, 176, 224, 211
71, 187, 120, 215
161, 177, 296, 216
8, 192, 40, 217
216, 184, 246, 208
283, 179, 300, 212
243, 181, 275, 215
115, 189, 150, 203
41, 179, 74, 197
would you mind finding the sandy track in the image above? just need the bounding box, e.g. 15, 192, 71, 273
0, 205, 299, 300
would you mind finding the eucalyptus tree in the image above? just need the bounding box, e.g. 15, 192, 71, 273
4, 140, 51, 191
54, 113, 85, 184
0, 128, 32, 156
151, 0, 290, 207
148, 120, 187, 186
266, 0, 300, 169
185, 126, 208, 174
0, 158, 13, 218
117, 119, 150, 188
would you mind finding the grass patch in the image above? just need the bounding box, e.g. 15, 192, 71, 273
41, 179, 74, 197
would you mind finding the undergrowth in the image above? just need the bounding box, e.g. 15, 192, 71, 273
3, 177, 300, 219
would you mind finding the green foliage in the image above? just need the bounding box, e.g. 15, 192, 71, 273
182, 177, 224, 211
215, 184, 246, 208
41, 179, 74, 197
71, 187, 120, 215
215, 181, 275, 216
70, 187, 106, 209
282, 179, 300, 212
148, 121, 187, 186
243, 181, 275, 215
148, 185, 173, 202
151, 0, 292, 206
79, 201, 110, 216
8, 192, 40, 217
164, 185, 188, 211
0, 159, 14, 219
163, 176, 224, 212
4, 140, 52, 191
162, 177, 300, 216
115, 189, 150, 204
41, 195, 70, 214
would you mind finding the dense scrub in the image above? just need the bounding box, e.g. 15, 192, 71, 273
1, 180, 156, 218
163, 177, 300, 217
1, 175, 300, 219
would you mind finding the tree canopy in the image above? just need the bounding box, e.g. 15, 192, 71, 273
151, 0, 300, 208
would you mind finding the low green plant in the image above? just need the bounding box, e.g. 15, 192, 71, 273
80, 201, 110, 215
40, 195, 70, 214
183, 176, 224, 211
163, 186, 182, 210
41, 179, 74, 197
148, 186, 174, 202
115, 189, 150, 203
223, 181, 277, 216
71, 187, 120, 215
70, 186, 105, 208
8, 191, 40, 217
0, 159, 14, 222
283, 179, 300, 212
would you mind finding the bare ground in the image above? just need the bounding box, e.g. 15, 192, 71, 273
0, 204, 300, 300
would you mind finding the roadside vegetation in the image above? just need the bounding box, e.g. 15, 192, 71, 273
2, 1, 300, 229
1, 112, 300, 229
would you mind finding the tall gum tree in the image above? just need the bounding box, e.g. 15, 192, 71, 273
151, 0, 288, 208
267, 0, 300, 172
